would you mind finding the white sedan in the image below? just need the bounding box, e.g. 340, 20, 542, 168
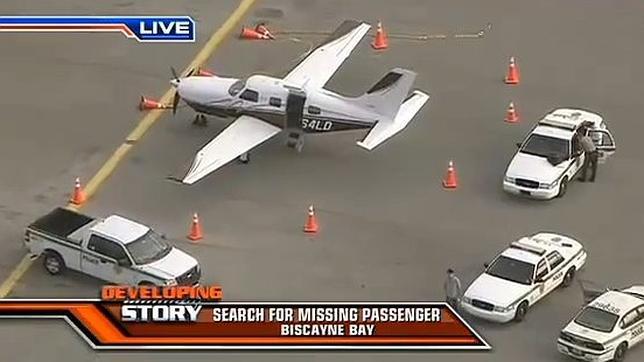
503, 108, 616, 199
461, 233, 587, 323
558, 286, 644, 362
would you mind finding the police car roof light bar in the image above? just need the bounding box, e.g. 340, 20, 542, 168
509, 240, 546, 256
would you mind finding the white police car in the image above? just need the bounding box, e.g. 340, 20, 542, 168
558, 286, 644, 362
461, 233, 587, 323
503, 108, 616, 199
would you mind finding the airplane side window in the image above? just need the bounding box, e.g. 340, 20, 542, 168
308, 105, 321, 115
269, 97, 282, 108
240, 89, 259, 102
228, 79, 245, 96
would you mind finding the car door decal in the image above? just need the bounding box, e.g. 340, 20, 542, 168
510, 248, 585, 306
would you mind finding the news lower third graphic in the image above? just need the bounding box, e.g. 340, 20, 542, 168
0, 16, 196, 42
0, 285, 490, 350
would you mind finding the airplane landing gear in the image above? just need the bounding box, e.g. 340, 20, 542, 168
286, 132, 304, 153
238, 152, 250, 164
192, 114, 208, 127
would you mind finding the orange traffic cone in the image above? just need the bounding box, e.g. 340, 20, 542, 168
505, 101, 519, 123
504, 56, 520, 84
303, 205, 319, 233
70, 177, 86, 205
371, 21, 389, 50
196, 68, 215, 77
139, 96, 169, 111
187, 213, 203, 241
254, 23, 275, 39
240, 27, 269, 40
442, 161, 458, 189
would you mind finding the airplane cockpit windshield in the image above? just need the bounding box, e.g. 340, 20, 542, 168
228, 79, 246, 96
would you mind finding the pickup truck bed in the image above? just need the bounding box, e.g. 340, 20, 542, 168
28, 207, 94, 239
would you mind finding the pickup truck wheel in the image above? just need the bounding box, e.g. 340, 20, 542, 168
613, 342, 627, 362
514, 301, 528, 322
43, 251, 65, 275
557, 177, 568, 198
561, 267, 576, 288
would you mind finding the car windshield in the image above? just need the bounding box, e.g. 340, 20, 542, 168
485, 255, 535, 285
125, 231, 172, 265
228, 79, 246, 96
520, 134, 570, 159
574, 306, 619, 333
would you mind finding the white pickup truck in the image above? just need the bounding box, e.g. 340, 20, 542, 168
25, 207, 200, 286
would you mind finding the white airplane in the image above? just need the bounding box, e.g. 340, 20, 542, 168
169, 20, 430, 185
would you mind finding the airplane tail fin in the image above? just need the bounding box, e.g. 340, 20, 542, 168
357, 90, 429, 151
356, 68, 418, 119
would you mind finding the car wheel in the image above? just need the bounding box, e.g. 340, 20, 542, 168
43, 251, 65, 275
557, 177, 568, 198
613, 342, 627, 362
514, 301, 528, 322
562, 267, 576, 288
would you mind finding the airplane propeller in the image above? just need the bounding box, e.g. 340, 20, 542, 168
170, 67, 196, 115
171, 66, 180, 81
172, 90, 181, 115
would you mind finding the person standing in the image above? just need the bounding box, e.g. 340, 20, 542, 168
444, 269, 462, 310
579, 127, 598, 182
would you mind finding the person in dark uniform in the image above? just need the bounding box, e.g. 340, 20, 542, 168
578, 124, 598, 182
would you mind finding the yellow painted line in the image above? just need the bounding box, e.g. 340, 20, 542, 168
81, 143, 132, 201
0, 254, 35, 298
0, 0, 257, 298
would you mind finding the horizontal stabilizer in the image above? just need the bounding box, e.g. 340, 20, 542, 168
357, 68, 417, 119
357, 90, 429, 151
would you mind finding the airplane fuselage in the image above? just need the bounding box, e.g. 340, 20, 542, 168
176, 74, 381, 134
167, 20, 429, 185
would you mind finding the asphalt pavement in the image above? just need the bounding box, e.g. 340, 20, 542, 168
1, 0, 644, 361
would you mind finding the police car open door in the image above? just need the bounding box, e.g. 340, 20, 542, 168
588, 128, 616, 164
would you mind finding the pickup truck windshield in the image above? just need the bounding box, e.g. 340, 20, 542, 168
485, 255, 534, 285
574, 306, 618, 333
126, 231, 172, 265
520, 134, 569, 159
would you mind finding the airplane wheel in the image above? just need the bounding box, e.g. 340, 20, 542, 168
286, 139, 297, 148
239, 153, 250, 164
193, 115, 208, 127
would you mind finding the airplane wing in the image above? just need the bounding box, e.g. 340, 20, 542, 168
179, 115, 281, 184
283, 20, 371, 90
